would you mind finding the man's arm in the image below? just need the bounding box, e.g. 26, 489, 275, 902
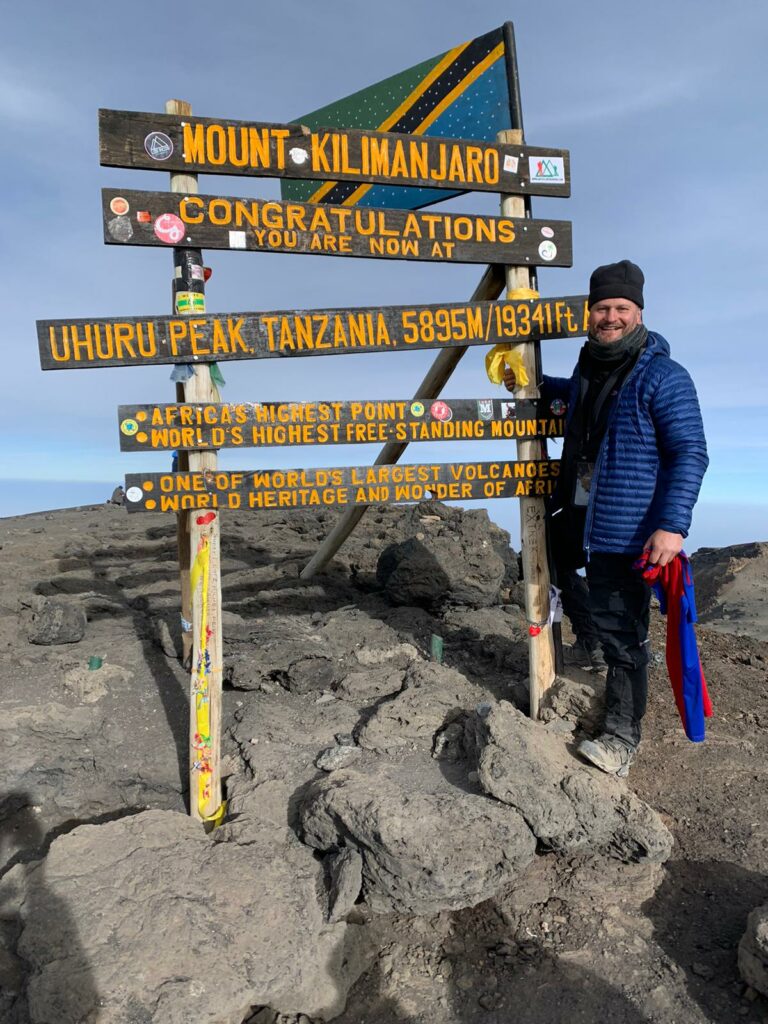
645, 364, 709, 564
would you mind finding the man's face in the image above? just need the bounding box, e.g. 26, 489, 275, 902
588, 298, 642, 343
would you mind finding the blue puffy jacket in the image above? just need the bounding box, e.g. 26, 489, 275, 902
542, 331, 708, 556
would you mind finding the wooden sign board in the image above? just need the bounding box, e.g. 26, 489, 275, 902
99, 109, 571, 199
125, 459, 561, 513
102, 188, 573, 267
117, 398, 566, 452
38, 296, 588, 370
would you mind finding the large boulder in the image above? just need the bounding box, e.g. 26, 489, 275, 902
300, 756, 536, 916
468, 702, 673, 863
355, 661, 483, 754
739, 903, 768, 997
376, 504, 507, 609
12, 810, 369, 1024
26, 596, 86, 645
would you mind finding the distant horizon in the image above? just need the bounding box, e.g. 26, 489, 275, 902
2, 477, 764, 556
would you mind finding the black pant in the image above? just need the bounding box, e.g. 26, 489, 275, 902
585, 553, 651, 748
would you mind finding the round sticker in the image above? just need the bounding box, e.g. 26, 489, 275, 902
110, 196, 129, 216
410, 402, 425, 417
144, 131, 174, 161
154, 213, 186, 245
289, 147, 309, 164
538, 240, 557, 262
120, 418, 139, 436
540, 226, 555, 239
107, 216, 133, 242
550, 399, 567, 416
125, 487, 143, 503
430, 400, 453, 422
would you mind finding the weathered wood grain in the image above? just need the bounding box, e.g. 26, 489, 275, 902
99, 108, 571, 198
101, 188, 573, 266
124, 459, 561, 513
117, 398, 566, 452
38, 295, 588, 369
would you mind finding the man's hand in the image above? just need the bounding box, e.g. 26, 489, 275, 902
643, 529, 683, 567
502, 367, 517, 392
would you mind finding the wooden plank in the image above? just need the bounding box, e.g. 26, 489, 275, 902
102, 188, 573, 267
99, 108, 571, 198
499, 127, 556, 720
117, 398, 566, 452
124, 459, 561, 513
37, 294, 588, 370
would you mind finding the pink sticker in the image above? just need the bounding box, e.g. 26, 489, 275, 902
153, 213, 186, 245
196, 512, 216, 525
430, 400, 452, 422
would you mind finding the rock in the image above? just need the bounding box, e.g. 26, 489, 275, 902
62, 662, 132, 704
315, 745, 362, 772
149, 615, 182, 659
26, 597, 86, 646
540, 676, 603, 734
285, 655, 337, 694
334, 666, 406, 704
327, 848, 364, 922
468, 701, 673, 863
15, 810, 370, 1023
356, 661, 482, 755
300, 756, 536, 915
739, 903, 768, 997
376, 507, 506, 609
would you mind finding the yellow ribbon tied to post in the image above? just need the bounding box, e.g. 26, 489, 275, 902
485, 287, 539, 386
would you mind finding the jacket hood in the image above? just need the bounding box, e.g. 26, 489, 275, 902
646, 331, 670, 357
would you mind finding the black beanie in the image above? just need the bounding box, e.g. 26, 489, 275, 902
588, 260, 644, 309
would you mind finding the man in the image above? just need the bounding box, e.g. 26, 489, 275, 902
504, 260, 708, 777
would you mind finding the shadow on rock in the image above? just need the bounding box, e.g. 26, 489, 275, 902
0, 793, 99, 1023
644, 857, 768, 1020
333, 934, 651, 1023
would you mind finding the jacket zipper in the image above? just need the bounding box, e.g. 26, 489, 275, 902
582, 343, 658, 559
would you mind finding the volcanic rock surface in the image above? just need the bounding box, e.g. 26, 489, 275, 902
0, 501, 766, 1024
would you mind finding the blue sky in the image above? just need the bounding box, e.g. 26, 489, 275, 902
3, 0, 767, 550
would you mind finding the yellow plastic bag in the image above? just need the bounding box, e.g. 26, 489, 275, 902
485, 347, 529, 386
485, 287, 539, 386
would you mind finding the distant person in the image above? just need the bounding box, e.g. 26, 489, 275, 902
504, 260, 708, 777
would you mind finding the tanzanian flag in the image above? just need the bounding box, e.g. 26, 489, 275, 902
281, 26, 514, 211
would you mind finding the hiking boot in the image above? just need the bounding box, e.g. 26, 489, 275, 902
564, 640, 607, 673
577, 734, 636, 778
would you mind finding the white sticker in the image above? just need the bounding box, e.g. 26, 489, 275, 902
125, 487, 143, 503
540, 226, 554, 239
538, 240, 557, 261
229, 231, 246, 249
190, 264, 205, 280
528, 155, 566, 185
289, 147, 309, 165
503, 154, 519, 174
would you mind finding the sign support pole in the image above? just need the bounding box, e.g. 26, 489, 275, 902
166, 98, 223, 824
497, 127, 555, 717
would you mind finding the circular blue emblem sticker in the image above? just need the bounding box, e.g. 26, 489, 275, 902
144, 131, 174, 161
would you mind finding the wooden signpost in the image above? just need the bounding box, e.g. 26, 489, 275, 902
117, 398, 564, 452
124, 458, 561, 513
99, 108, 571, 198
37, 22, 580, 821
38, 294, 588, 370
102, 187, 572, 266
